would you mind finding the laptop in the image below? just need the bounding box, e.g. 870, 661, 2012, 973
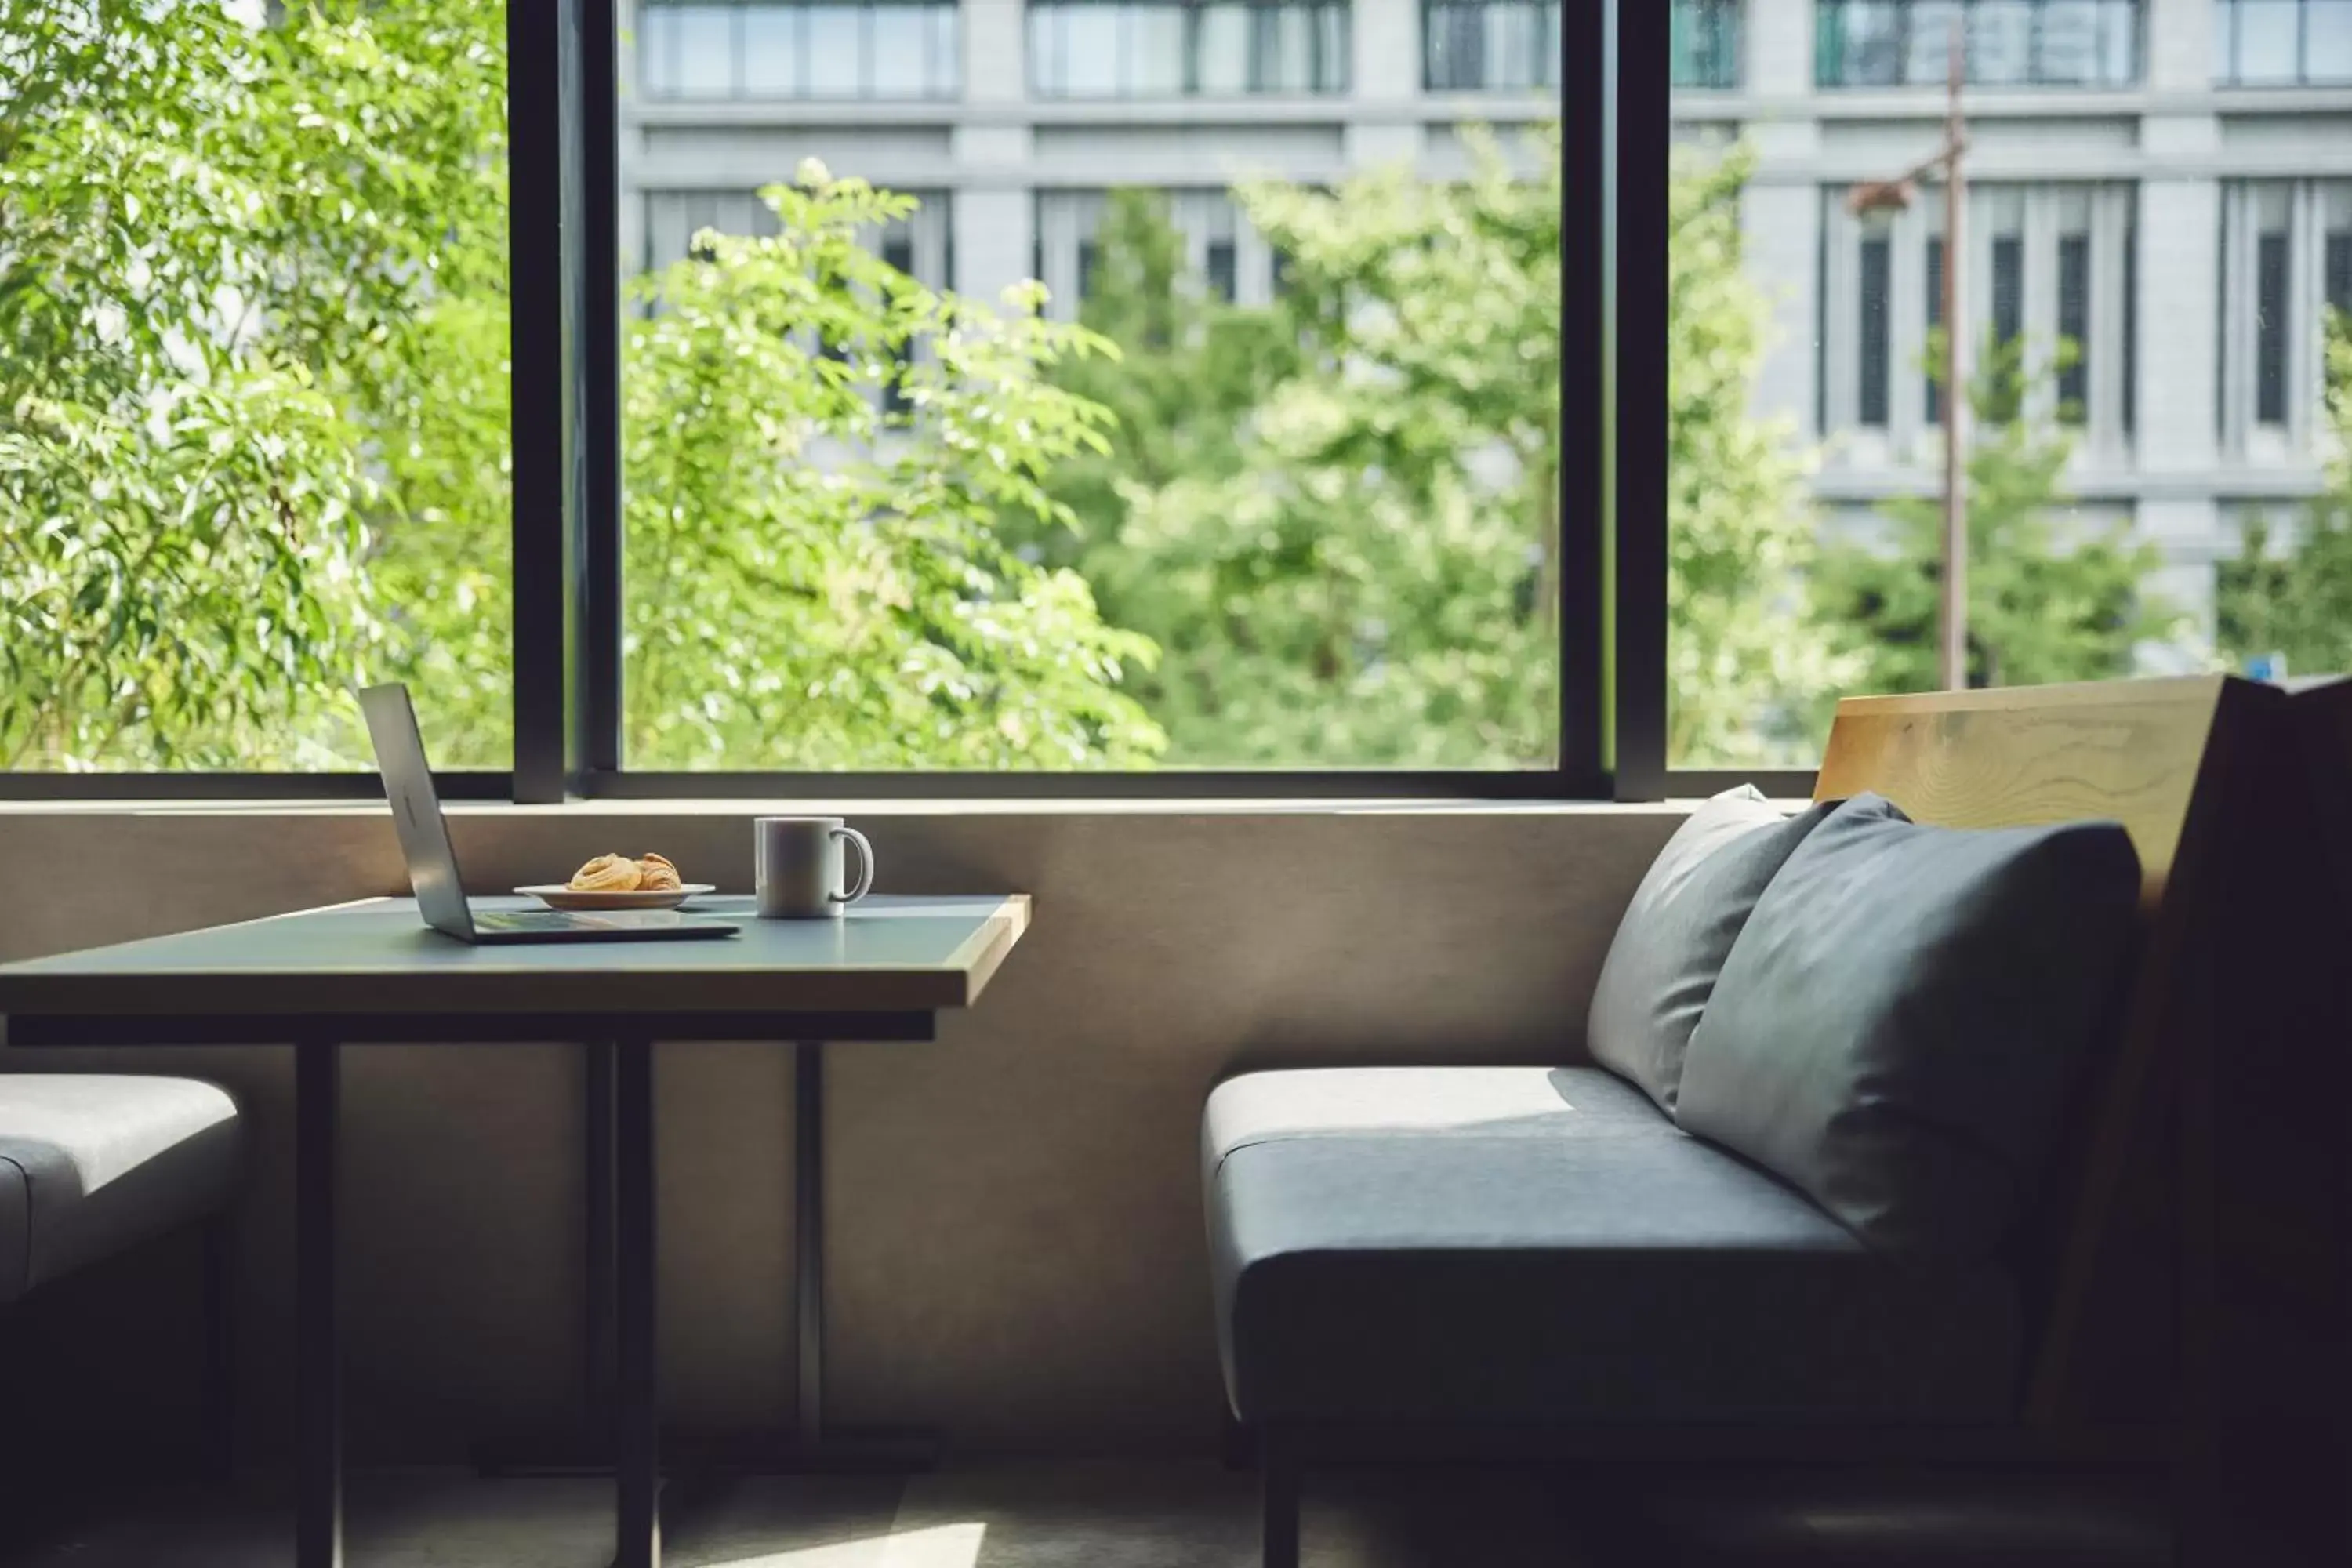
358, 683, 740, 946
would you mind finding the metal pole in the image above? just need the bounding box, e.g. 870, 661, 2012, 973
1941, 18, 1969, 690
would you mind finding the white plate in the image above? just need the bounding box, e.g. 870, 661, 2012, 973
514, 883, 717, 912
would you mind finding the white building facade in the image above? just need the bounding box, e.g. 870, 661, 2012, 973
618, 0, 2352, 645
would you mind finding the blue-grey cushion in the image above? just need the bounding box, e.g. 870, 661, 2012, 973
1203, 1066, 2022, 1425
1585, 786, 1836, 1112
0, 1075, 242, 1303
1676, 794, 2142, 1262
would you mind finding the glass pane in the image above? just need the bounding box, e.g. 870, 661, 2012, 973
666, 5, 737, 97
871, 6, 933, 96
1971, 0, 2034, 84
804, 6, 866, 96
1129, 6, 1186, 95
742, 9, 804, 96
1905, 1, 1962, 82
619, 11, 1564, 770
929, 5, 961, 95
1060, 7, 1124, 96
2310, 1, 2352, 82
1269, 6, 1316, 92
1199, 5, 1251, 92
2, 0, 513, 771
2236, 0, 2303, 83
2038, 1, 2104, 84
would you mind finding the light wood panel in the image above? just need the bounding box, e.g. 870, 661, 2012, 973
1815, 675, 2229, 906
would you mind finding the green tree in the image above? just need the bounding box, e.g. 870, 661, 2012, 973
1065, 129, 1564, 767
1816, 330, 2177, 695
2217, 311, 2352, 677
619, 167, 1163, 769
2, 5, 1160, 774
1666, 147, 1854, 765
1, 0, 503, 769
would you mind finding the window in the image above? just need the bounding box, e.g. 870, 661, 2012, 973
639, 1, 961, 100
1926, 236, 1946, 423
2258, 232, 2290, 425
2220, 180, 2347, 452
1993, 234, 2024, 347
1859, 235, 1893, 427
1, 0, 513, 779
2328, 232, 2352, 319
2214, 0, 2352, 86
1029, 2, 1350, 97
1425, 0, 1563, 90
615, 0, 1576, 781
1815, 0, 2141, 87
1207, 240, 1239, 301
1671, 0, 1744, 87
2057, 234, 2090, 420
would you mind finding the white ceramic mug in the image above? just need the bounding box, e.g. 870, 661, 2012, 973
754, 817, 875, 919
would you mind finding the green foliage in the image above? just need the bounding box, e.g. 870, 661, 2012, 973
1057, 130, 1566, 768
1815, 329, 2176, 695
1665, 147, 1854, 766
2217, 311, 2352, 678
0, 0, 502, 768
620, 166, 1163, 769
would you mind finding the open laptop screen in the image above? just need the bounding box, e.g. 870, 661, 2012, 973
357, 684, 476, 942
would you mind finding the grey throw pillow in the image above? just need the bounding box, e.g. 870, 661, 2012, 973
1585, 786, 1837, 1113
1676, 793, 2142, 1261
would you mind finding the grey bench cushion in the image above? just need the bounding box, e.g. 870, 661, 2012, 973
1205, 1066, 2020, 1426
0, 1075, 241, 1304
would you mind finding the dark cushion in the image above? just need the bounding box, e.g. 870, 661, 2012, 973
0, 1075, 242, 1304
1204, 1066, 2022, 1425
1586, 786, 1836, 1113
1677, 794, 2141, 1261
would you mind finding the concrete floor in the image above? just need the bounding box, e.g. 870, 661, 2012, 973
0, 1459, 2183, 1568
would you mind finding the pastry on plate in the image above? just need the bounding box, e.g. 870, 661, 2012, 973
568, 853, 643, 893
636, 852, 682, 891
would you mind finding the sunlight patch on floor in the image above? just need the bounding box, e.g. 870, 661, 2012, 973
702, 1520, 986, 1568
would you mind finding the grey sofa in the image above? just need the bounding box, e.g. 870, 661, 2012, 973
1, 1073, 243, 1475
1201, 677, 2352, 1568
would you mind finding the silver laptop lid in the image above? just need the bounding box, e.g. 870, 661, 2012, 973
357, 684, 475, 941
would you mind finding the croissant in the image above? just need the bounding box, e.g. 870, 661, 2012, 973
636, 852, 682, 891
568, 853, 643, 892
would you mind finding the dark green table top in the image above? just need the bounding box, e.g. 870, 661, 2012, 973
0, 894, 1029, 1025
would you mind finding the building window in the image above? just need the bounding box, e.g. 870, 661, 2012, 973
1992, 234, 2024, 346
2057, 233, 2089, 419
1925, 235, 1945, 424
2257, 231, 2290, 425
1671, 0, 1743, 87
1029, 1, 1351, 97
639, 1, 961, 100
1815, 0, 2142, 88
2328, 232, 2352, 319
1858, 235, 1893, 426
1425, 0, 1563, 90
2213, 0, 2352, 86
2122, 226, 2137, 434
1207, 240, 1239, 301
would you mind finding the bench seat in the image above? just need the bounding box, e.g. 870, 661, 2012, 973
1204, 1066, 2020, 1427
0, 1075, 241, 1305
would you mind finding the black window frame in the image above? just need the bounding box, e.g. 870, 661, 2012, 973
11, 0, 1695, 804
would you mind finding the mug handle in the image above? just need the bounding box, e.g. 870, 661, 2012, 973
829, 825, 875, 905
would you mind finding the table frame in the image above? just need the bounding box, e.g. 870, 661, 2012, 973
9, 1011, 942, 1568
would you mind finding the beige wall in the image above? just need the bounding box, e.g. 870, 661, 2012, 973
0, 801, 1686, 1460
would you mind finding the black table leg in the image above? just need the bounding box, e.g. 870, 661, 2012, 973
586, 1039, 619, 1429
296, 1040, 343, 1568
795, 1040, 824, 1447
615, 1040, 660, 1568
